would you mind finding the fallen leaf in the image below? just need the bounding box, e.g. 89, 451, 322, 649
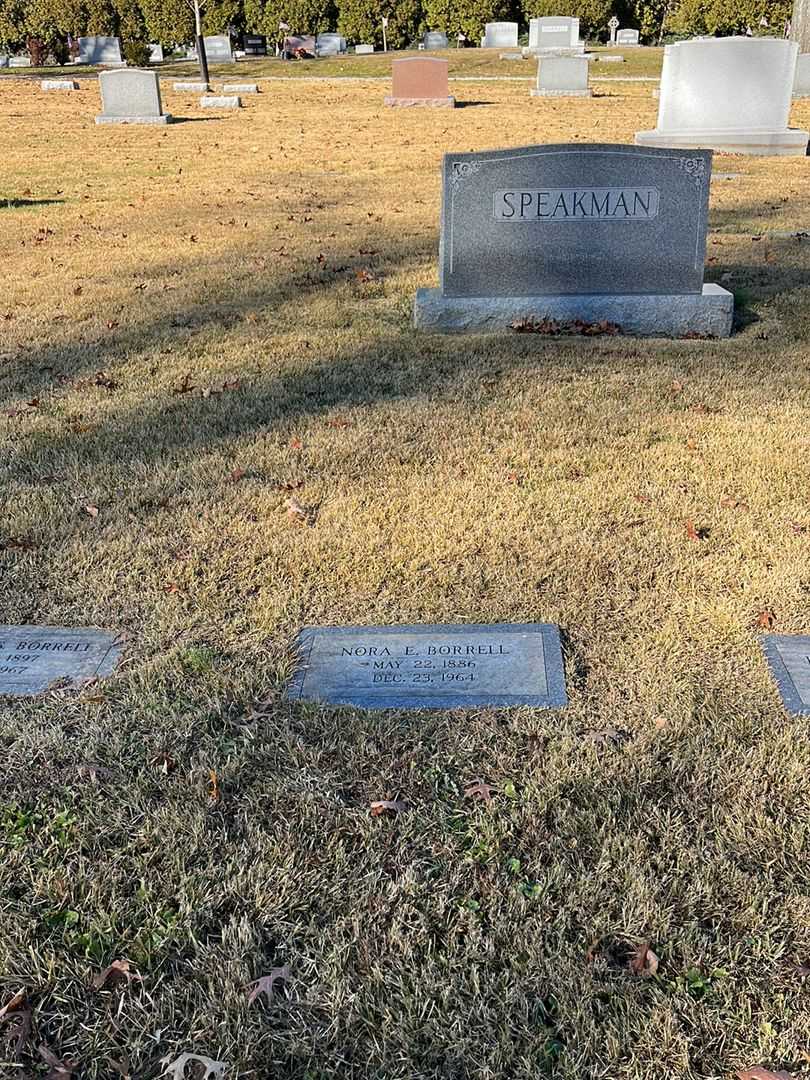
685, 519, 703, 541
369, 799, 408, 816
152, 751, 176, 774
0, 989, 32, 1062
464, 779, 496, 802
757, 610, 776, 631
92, 959, 141, 990
790, 522, 807, 534
39, 1044, 78, 1079
76, 762, 113, 782
230, 468, 246, 482
172, 373, 195, 395
163, 581, 181, 594
161, 1052, 227, 1080
83, 504, 99, 518
671, 379, 684, 394
209, 769, 220, 803
629, 942, 659, 977
582, 727, 628, 747
246, 964, 290, 1005
285, 496, 317, 526
720, 496, 749, 511
289, 437, 303, 450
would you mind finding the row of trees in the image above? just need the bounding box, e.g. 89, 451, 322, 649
0, 0, 798, 58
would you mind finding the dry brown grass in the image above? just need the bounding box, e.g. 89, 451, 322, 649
1, 67, 810, 1080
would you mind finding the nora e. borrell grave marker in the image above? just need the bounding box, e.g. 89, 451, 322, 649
414, 143, 733, 337
288, 623, 567, 709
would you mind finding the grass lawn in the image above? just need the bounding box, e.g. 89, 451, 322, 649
1, 62, 810, 1080
0, 44, 665, 81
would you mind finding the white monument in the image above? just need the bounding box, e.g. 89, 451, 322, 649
635, 37, 809, 156
616, 28, 640, 46
483, 22, 519, 49
531, 55, 590, 96
78, 36, 123, 65
794, 54, 810, 98
527, 17, 583, 54
95, 68, 171, 124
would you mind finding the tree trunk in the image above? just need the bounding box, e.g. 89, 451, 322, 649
792, 0, 810, 52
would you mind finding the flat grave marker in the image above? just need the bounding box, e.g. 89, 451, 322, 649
288, 623, 567, 709
0, 626, 123, 697
414, 142, 734, 337
200, 94, 241, 108
760, 634, 810, 715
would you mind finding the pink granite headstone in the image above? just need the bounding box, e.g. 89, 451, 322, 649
384, 57, 455, 107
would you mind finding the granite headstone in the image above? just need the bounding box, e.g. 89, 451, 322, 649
760, 634, 810, 715
96, 68, 171, 124
424, 31, 449, 49
385, 56, 455, 107
203, 34, 234, 62
527, 17, 581, 53
316, 33, 347, 55
636, 37, 808, 156
414, 142, 733, 336
483, 22, 519, 48
42, 79, 79, 90
78, 36, 123, 65
794, 53, 810, 98
243, 33, 268, 56
288, 623, 567, 709
616, 28, 640, 45
148, 42, 164, 62
355, 43, 375, 54
0, 625, 124, 697
532, 55, 590, 96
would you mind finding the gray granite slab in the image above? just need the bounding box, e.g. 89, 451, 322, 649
42, 79, 79, 90
96, 68, 169, 122
414, 283, 732, 336
439, 143, 712, 298
222, 82, 258, 93
760, 634, 810, 715
78, 35, 123, 65
173, 81, 210, 92
0, 626, 124, 697
203, 34, 233, 62
287, 623, 567, 709
200, 95, 241, 108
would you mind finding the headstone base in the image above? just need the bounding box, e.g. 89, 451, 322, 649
523, 46, 585, 57
635, 127, 809, 157
200, 95, 241, 108
413, 284, 734, 338
223, 82, 258, 93
95, 113, 172, 124
173, 81, 210, 91
384, 95, 455, 107
530, 87, 591, 97
42, 80, 79, 90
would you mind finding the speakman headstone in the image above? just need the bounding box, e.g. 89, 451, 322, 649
288, 623, 567, 709
760, 635, 810, 715
414, 143, 733, 337
96, 68, 171, 124
0, 626, 124, 697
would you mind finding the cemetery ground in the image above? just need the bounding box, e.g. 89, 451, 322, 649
1, 70, 810, 1080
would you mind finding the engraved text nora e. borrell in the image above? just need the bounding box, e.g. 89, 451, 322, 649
493, 187, 660, 222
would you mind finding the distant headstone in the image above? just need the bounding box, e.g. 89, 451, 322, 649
95, 68, 171, 124
483, 22, 519, 49
413, 143, 733, 337
532, 55, 590, 96
608, 14, 620, 42
316, 33, 347, 56
0, 56, 8, 68
78, 36, 123, 65
598, 54, 625, 62
500, 51, 524, 60
173, 80, 209, 91
243, 33, 268, 56
288, 623, 567, 709
794, 53, 810, 98
424, 31, 449, 49
528, 17, 581, 53
616, 28, 640, 45
223, 82, 258, 93
760, 635, 810, 715
42, 79, 79, 90
148, 42, 164, 62
355, 43, 374, 54
203, 34, 234, 62
385, 56, 455, 107
200, 94, 241, 108
0, 625, 123, 697
636, 38, 809, 156
8, 56, 32, 67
